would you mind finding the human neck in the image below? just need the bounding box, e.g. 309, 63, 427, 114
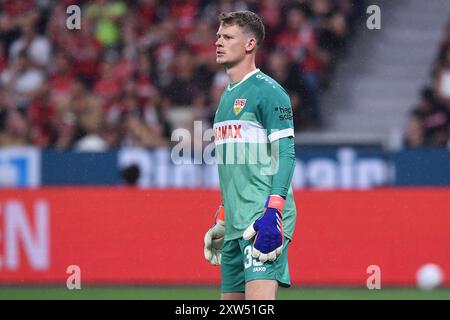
226, 57, 257, 84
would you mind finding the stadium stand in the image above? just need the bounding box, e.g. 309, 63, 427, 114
404, 18, 450, 148
0, 0, 364, 150
307, 0, 449, 148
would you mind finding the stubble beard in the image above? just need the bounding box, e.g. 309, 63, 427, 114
217, 57, 238, 70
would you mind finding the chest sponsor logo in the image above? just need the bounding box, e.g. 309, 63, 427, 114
214, 124, 242, 141
233, 99, 246, 115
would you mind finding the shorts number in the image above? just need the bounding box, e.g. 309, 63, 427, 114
244, 245, 263, 269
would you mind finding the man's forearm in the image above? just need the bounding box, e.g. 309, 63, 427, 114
270, 137, 296, 198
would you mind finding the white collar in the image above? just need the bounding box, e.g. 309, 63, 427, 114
227, 68, 260, 91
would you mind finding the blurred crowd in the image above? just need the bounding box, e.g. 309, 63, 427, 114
0, 0, 363, 150
404, 19, 450, 148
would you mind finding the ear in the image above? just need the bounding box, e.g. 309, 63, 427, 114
245, 37, 257, 53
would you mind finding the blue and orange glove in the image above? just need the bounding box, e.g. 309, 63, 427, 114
243, 195, 285, 262
204, 205, 225, 265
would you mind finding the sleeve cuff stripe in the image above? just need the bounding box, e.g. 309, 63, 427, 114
268, 128, 295, 143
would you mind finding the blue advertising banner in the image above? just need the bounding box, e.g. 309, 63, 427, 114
0, 147, 40, 187
1, 146, 449, 188
41, 150, 118, 186
292, 147, 393, 189
391, 149, 450, 186
41, 146, 396, 189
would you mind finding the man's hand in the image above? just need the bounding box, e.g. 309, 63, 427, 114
204, 205, 225, 265
243, 195, 285, 262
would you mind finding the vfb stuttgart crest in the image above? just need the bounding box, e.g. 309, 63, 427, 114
233, 99, 246, 115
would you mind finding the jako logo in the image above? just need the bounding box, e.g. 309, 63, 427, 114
292, 148, 392, 189
0, 200, 50, 271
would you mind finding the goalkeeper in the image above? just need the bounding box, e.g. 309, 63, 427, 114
204, 11, 297, 300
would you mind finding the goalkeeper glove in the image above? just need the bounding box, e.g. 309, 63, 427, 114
204, 204, 225, 265
243, 195, 285, 263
